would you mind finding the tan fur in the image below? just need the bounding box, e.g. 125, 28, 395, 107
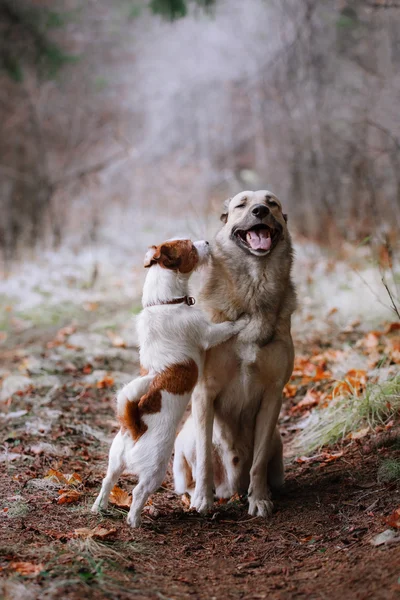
120, 360, 199, 441
179, 190, 296, 516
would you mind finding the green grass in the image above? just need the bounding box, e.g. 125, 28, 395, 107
378, 458, 400, 483
295, 375, 400, 454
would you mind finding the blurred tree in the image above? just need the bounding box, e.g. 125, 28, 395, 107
0, 0, 77, 81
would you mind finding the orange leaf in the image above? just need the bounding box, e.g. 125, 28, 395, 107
283, 383, 298, 399
66, 473, 83, 486
10, 561, 44, 576
321, 451, 343, 462
74, 526, 117, 540
363, 332, 381, 351
386, 508, 400, 529
57, 490, 81, 504
384, 322, 400, 334
291, 389, 321, 413
109, 485, 131, 508
334, 370, 367, 398
97, 375, 115, 389
45, 469, 68, 484
384, 336, 400, 364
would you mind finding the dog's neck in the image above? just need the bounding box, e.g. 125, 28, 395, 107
142, 265, 190, 308
200, 237, 295, 323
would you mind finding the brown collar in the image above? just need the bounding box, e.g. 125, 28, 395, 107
144, 296, 196, 308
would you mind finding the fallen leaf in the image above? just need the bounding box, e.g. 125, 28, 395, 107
291, 389, 321, 413
181, 493, 191, 508
57, 489, 81, 504
362, 332, 381, 351
74, 526, 117, 540
109, 485, 131, 508
327, 307, 338, 317
83, 302, 99, 312
384, 337, 400, 364
321, 451, 343, 462
386, 508, 400, 529
44, 470, 82, 487
45, 469, 68, 485
96, 375, 115, 389
66, 473, 82, 486
370, 529, 400, 546
107, 331, 126, 348
349, 427, 370, 440
384, 322, 400, 334
283, 383, 298, 399
0, 332, 7, 343
10, 561, 44, 576
334, 369, 367, 398
342, 319, 361, 333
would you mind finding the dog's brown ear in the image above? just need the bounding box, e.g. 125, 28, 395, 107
220, 198, 231, 223
283, 213, 288, 223
144, 245, 161, 268
157, 243, 181, 269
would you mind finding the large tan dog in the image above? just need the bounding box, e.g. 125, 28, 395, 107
173, 190, 296, 518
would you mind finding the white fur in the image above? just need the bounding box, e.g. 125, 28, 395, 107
91, 240, 247, 527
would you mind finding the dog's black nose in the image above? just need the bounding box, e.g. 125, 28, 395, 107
205, 241, 210, 245
251, 204, 269, 219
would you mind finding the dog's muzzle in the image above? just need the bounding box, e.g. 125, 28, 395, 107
231, 219, 282, 256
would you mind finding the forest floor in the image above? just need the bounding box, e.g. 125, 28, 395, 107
0, 241, 399, 600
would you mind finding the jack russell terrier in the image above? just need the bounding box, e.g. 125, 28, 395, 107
91, 238, 247, 527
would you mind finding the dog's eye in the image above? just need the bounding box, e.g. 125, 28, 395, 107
236, 203, 246, 209
268, 200, 279, 208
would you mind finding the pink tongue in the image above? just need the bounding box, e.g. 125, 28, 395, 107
246, 229, 272, 251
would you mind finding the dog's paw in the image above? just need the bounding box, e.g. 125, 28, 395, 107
126, 510, 142, 528
190, 492, 214, 514
248, 497, 274, 518
91, 500, 105, 514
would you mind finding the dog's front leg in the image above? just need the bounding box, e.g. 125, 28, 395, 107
204, 316, 249, 350
247, 382, 283, 518
190, 381, 216, 513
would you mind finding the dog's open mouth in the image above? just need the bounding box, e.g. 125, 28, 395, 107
234, 224, 277, 255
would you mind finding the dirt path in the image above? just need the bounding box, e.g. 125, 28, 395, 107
0, 313, 399, 600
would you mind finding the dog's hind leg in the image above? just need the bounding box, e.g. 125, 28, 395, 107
126, 470, 164, 528
91, 432, 125, 513
117, 375, 153, 414
267, 427, 284, 490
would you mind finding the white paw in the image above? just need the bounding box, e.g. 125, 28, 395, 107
91, 499, 107, 513
248, 497, 274, 518
126, 510, 142, 528
190, 492, 214, 514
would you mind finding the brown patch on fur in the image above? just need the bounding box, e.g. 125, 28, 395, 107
120, 360, 198, 441
139, 365, 149, 376
147, 240, 199, 273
